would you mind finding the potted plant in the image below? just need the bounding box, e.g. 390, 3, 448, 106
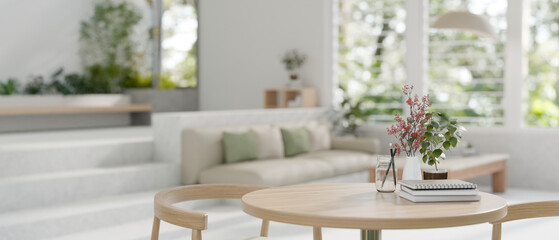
281, 49, 307, 86
419, 112, 464, 179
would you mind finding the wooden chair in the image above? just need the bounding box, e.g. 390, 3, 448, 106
151, 184, 272, 240
491, 200, 559, 240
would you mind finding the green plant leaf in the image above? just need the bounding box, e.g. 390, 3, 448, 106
428, 159, 436, 166
450, 137, 458, 147
425, 132, 432, 140
443, 141, 451, 150
433, 149, 443, 158
421, 141, 430, 149
432, 121, 439, 128
449, 127, 457, 134
423, 155, 428, 163
444, 131, 451, 140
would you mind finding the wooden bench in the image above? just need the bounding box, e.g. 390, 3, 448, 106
369, 153, 508, 192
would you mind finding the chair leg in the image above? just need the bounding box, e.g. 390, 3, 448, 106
492, 223, 502, 240
260, 220, 270, 237
313, 227, 322, 240
151, 217, 160, 240
192, 229, 202, 240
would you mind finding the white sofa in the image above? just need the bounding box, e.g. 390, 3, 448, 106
181, 121, 380, 186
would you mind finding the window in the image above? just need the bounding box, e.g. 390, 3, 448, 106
161, 0, 198, 88
526, 0, 559, 126
428, 0, 507, 126
337, 0, 406, 122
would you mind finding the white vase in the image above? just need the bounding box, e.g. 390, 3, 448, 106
402, 156, 422, 180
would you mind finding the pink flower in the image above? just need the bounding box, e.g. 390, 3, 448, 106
406, 97, 413, 106
388, 84, 432, 157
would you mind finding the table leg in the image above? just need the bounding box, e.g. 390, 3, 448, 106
492, 167, 506, 193
361, 230, 381, 240
369, 168, 376, 183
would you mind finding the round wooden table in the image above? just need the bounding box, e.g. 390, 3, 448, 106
242, 183, 507, 240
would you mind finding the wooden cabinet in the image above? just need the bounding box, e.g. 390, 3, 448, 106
264, 88, 317, 108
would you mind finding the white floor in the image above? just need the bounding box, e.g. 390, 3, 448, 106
51, 186, 559, 240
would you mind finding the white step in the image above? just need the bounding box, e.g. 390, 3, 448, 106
0, 191, 221, 240
0, 127, 153, 178
0, 162, 181, 213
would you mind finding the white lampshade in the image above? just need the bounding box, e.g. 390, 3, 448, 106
432, 11, 498, 40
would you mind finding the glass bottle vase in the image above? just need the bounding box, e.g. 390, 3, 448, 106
375, 155, 397, 192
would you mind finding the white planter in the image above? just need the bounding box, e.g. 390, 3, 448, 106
0, 94, 130, 108
402, 156, 423, 180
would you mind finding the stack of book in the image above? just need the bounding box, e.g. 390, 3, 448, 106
398, 180, 480, 202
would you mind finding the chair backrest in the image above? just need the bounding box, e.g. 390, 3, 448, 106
492, 200, 559, 240
154, 184, 269, 230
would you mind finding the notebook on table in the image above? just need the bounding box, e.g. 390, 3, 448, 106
397, 180, 480, 203
399, 180, 477, 190
400, 185, 479, 196
398, 191, 481, 202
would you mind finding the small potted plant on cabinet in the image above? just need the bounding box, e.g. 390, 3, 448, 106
281, 49, 307, 87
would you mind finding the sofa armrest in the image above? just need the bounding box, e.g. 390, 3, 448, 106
330, 137, 380, 154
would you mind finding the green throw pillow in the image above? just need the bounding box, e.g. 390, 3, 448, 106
281, 127, 311, 157
223, 131, 258, 164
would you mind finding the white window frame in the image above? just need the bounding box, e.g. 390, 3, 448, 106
341, 0, 528, 130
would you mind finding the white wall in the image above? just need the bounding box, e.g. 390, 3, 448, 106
198, 0, 333, 110
0, 0, 151, 83
0, 0, 91, 81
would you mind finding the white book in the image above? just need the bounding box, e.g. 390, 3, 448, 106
399, 179, 477, 190
400, 185, 479, 196
398, 191, 481, 203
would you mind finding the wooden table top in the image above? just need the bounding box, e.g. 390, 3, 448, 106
242, 183, 507, 230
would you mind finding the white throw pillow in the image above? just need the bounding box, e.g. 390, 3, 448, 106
305, 122, 332, 151
252, 126, 284, 159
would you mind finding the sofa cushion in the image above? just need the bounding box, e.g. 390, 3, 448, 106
306, 123, 331, 151
199, 158, 336, 186
297, 150, 375, 175
253, 125, 284, 159
223, 131, 258, 163
281, 127, 311, 157
275, 121, 332, 152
